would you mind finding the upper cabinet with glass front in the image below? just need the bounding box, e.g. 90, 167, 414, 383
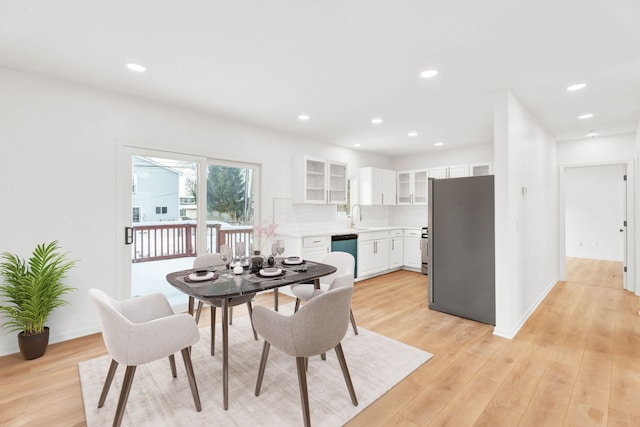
292, 155, 347, 204
397, 169, 428, 205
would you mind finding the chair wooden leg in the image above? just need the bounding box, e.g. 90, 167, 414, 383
335, 343, 358, 406
181, 347, 202, 412
169, 354, 177, 378
113, 365, 137, 427
294, 298, 301, 312
195, 300, 204, 324
98, 359, 118, 408
296, 356, 311, 427
211, 306, 217, 356
350, 309, 359, 335
247, 302, 258, 340
255, 341, 271, 396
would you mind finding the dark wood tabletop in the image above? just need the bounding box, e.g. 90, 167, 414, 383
165, 260, 337, 300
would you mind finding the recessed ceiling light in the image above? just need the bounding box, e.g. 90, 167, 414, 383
408, 131, 418, 137
298, 114, 310, 121
434, 141, 444, 147
567, 83, 586, 91
126, 63, 146, 72
353, 144, 361, 147
578, 113, 594, 119
586, 130, 599, 137
420, 69, 438, 78
371, 118, 383, 125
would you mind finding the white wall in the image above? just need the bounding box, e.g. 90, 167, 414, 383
0, 67, 389, 355
557, 134, 635, 164
493, 90, 559, 338
565, 165, 625, 260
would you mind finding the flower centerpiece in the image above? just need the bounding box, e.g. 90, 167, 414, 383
253, 220, 278, 255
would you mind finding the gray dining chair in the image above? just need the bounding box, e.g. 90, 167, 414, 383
89, 289, 201, 427
290, 251, 359, 334
192, 253, 257, 355
253, 286, 358, 427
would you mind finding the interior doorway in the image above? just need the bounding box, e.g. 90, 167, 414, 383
563, 164, 625, 289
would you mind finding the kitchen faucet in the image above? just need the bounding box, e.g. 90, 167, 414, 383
349, 204, 362, 229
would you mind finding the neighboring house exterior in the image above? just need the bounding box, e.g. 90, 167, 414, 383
179, 196, 197, 220
132, 156, 181, 222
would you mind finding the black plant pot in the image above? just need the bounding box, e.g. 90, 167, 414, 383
18, 327, 49, 360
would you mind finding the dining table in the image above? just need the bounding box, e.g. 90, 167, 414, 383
165, 258, 337, 410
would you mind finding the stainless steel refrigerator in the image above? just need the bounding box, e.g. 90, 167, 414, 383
428, 175, 495, 325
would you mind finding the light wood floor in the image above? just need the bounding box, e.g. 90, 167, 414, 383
1, 258, 639, 426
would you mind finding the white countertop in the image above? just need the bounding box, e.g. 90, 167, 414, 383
275, 226, 421, 238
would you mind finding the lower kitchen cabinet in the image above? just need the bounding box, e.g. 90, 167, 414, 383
274, 234, 330, 262
389, 229, 403, 269
302, 235, 330, 262
403, 229, 422, 269
358, 231, 389, 278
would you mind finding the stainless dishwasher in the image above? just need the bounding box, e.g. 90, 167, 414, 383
331, 234, 358, 278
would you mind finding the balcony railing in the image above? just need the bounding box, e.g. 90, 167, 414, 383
131, 222, 254, 263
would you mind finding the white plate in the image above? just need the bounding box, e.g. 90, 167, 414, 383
283, 257, 304, 265
259, 268, 282, 277
188, 271, 215, 281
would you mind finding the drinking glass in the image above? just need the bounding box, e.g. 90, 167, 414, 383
276, 240, 285, 259
220, 245, 231, 277
271, 242, 279, 258
235, 242, 246, 265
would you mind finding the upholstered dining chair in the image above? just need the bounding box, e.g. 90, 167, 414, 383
88, 289, 201, 427
192, 253, 257, 355
253, 286, 358, 427
290, 251, 359, 334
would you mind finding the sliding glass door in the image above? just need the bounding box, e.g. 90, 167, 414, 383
121, 146, 260, 309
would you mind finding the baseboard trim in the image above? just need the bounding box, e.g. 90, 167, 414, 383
0, 325, 101, 357
493, 277, 559, 339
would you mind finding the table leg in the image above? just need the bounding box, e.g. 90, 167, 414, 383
188, 296, 194, 315
314, 278, 320, 290
222, 297, 229, 410
274, 288, 279, 312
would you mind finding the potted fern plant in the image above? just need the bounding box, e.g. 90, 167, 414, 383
0, 241, 77, 360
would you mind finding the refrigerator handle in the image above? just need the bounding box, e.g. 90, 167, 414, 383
428, 178, 434, 303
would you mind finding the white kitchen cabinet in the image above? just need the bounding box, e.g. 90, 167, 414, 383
357, 231, 389, 278
447, 164, 470, 178
396, 169, 428, 205
403, 229, 422, 269
301, 235, 330, 262
470, 162, 493, 176
273, 234, 329, 262
358, 167, 396, 205
291, 156, 347, 204
389, 229, 403, 269
428, 167, 448, 179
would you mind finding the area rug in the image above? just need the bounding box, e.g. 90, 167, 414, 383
78, 305, 433, 426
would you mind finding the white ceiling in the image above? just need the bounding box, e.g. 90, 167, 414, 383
1, 0, 639, 157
